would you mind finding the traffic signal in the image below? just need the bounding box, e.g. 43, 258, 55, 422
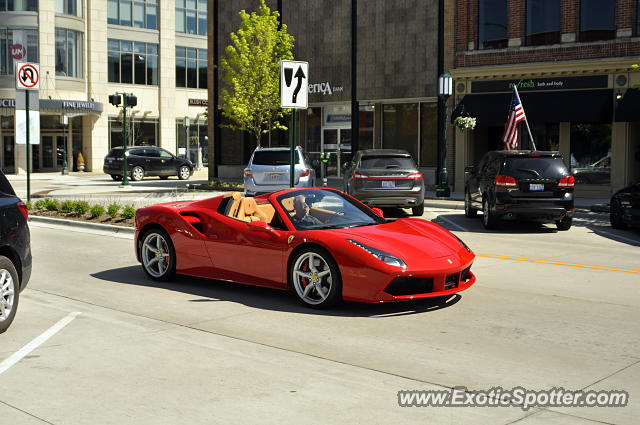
108, 94, 121, 106
125, 95, 137, 107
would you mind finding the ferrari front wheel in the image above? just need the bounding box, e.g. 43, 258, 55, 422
290, 247, 341, 308
140, 228, 176, 281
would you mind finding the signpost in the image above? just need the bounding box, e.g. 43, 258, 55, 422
15, 62, 40, 203
280, 60, 308, 188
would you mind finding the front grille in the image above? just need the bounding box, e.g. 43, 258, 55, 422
385, 277, 434, 296
461, 267, 472, 282
444, 273, 460, 290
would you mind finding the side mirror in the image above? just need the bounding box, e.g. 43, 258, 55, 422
464, 166, 474, 173
371, 207, 384, 217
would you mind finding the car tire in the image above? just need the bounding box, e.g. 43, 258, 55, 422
482, 197, 498, 230
159, 175, 169, 180
139, 228, 176, 281
110, 174, 122, 181
289, 246, 342, 309
556, 216, 572, 231
464, 191, 477, 218
178, 165, 191, 180
131, 166, 145, 182
610, 198, 627, 229
0, 255, 19, 334
412, 203, 425, 216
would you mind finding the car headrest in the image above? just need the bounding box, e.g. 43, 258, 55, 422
281, 197, 295, 212
242, 197, 258, 215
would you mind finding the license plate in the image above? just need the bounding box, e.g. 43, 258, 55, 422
381, 180, 395, 188
529, 183, 544, 191
268, 172, 284, 181
107, 158, 113, 163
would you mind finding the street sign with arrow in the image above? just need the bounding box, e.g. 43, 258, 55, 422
280, 60, 308, 109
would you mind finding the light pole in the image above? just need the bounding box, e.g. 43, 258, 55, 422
184, 116, 191, 165
436, 72, 453, 198
61, 114, 69, 175
109, 93, 137, 186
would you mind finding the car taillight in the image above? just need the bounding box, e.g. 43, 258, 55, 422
558, 176, 575, 187
406, 172, 423, 180
299, 168, 310, 178
494, 175, 517, 187
352, 172, 369, 179
244, 169, 253, 178
17, 201, 28, 220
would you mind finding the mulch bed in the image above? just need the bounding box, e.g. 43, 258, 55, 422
31, 210, 136, 227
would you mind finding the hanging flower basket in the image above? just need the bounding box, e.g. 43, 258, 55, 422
454, 116, 476, 131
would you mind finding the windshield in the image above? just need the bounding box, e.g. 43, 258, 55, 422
252, 150, 300, 166
277, 189, 384, 230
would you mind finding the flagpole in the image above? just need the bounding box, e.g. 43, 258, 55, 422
514, 85, 537, 151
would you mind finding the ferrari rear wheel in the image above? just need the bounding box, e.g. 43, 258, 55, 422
140, 228, 176, 281
290, 247, 341, 308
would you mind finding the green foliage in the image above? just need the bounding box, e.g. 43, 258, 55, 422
72, 201, 90, 216
107, 203, 120, 218
90, 204, 106, 218
26, 201, 32, 210
44, 199, 61, 211
60, 200, 75, 213
121, 205, 136, 219
220, 0, 294, 146
34, 199, 47, 210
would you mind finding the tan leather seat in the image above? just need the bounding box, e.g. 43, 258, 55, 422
225, 192, 243, 218
236, 197, 260, 222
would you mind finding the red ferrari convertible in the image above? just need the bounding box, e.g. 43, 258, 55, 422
134, 188, 476, 308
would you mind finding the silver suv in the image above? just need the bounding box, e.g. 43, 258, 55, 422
244, 147, 316, 195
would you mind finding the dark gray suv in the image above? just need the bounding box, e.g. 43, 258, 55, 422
343, 149, 425, 216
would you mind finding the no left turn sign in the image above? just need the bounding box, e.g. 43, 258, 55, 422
16, 62, 40, 90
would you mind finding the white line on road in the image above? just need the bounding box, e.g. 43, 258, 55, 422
0, 312, 81, 375
424, 208, 470, 232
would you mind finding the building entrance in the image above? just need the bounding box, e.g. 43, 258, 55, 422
321, 128, 352, 178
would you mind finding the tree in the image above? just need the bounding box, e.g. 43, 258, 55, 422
220, 0, 294, 147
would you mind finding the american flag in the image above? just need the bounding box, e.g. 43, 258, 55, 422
502, 89, 527, 150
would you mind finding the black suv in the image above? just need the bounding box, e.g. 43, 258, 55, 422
465, 151, 575, 230
103, 146, 193, 181
0, 170, 31, 333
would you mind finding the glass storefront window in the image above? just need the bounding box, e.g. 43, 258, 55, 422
526, 0, 560, 45
109, 117, 159, 148
0, 28, 39, 75
420, 102, 437, 167
521, 123, 559, 151
478, 0, 507, 49
176, 119, 208, 166
383, 103, 419, 163
55, 29, 83, 78
359, 105, 374, 151
570, 123, 611, 185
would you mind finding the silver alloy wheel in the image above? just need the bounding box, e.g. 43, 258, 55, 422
292, 252, 332, 305
0, 268, 15, 324
132, 166, 144, 181
179, 166, 190, 180
141, 232, 171, 278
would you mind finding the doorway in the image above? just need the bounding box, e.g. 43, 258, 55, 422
34, 134, 63, 172
1, 136, 15, 174
321, 128, 352, 177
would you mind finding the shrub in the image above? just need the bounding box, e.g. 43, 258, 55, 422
60, 200, 74, 213
90, 204, 105, 218
72, 201, 90, 216
44, 199, 60, 211
34, 199, 47, 210
26, 201, 32, 210
107, 203, 120, 218
121, 205, 136, 219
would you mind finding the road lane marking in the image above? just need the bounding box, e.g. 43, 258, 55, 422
477, 253, 640, 275
0, 312, 81, 375
424, 208, 470, 232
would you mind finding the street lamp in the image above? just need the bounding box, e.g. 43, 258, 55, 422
109, 93, 137, 186
184, 116, 191, 165
437, 72, 453, 198
60, 115, 69, 175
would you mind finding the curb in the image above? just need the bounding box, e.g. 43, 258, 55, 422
28, 215, 135, 235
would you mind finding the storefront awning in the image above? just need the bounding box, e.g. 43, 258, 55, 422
614, 88, 640, 122
453, 89, 613, 125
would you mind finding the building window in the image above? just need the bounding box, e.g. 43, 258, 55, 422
478, 0, 508, 49
579, 0, 615, 42
108, 0, 157, 30
0, 28, 38, 75
570, 123, 611, 185
176, 119, 208, 166
108, 39, 158, 85
176, 0, 207, 36
55, 0, 82, 17
109, 117, 159, 148
526, 0, 560, 45
382, 103, 419, 163
176, 47, 207, 89
0, 0, 37, 11
55, 29, 83, 78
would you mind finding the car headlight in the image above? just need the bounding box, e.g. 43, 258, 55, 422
347, 239, 406, 268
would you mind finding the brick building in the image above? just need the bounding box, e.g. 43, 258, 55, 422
451, 0, 640, 197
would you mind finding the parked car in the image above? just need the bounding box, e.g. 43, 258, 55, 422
135, 188, 475, 308
343, 149, 425, 216
0, 170, 31, 333
243, 147, 316, 195
572, 154, 611, 185
103, 146, 193, 181
464, 150, 575, 230
610, 180, 640, 229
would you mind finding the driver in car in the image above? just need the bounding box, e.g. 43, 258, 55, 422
291, 195, 322, 226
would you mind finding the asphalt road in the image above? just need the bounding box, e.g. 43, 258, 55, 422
1, 209, 638, 425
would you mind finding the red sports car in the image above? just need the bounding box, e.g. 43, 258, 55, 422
134, 188, 476, 308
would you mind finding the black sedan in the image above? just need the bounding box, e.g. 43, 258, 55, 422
610, 180, 640, 229
0, 170, 31, 333
104, 146, 193, 181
